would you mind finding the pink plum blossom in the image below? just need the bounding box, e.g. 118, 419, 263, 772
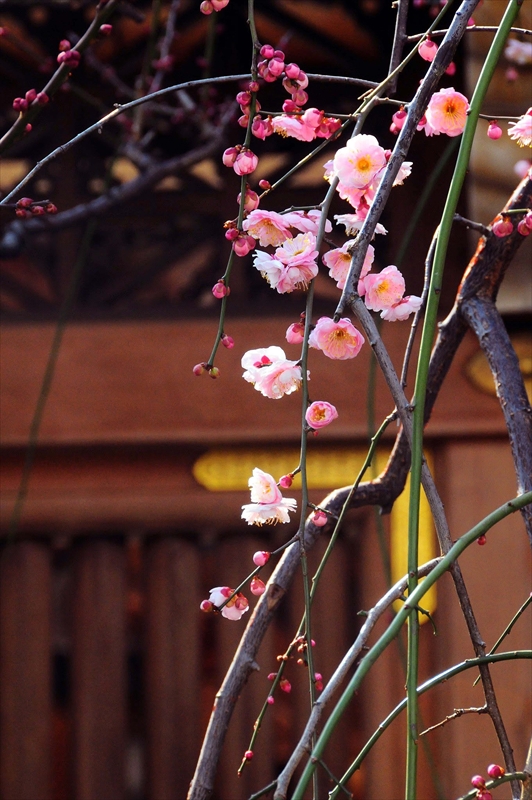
252, 250, 317, 293
232, 234, 255, 257
248, 467, 282, 504
309, 317, 365, 360
380, 294, 423, 321
492, 217, 513, 237
238, 186, 260, 212
487, 121, 502, 140
282, 209, 332, 235
207, 587, 249, 620
272, 114, 317, 142
241, 346, 304, 398
334, 213, 388, 237
250, 577, 266, 595
508, 109, 532, 147
332, 134, 387, 189
363, 265, 405, 312
323, 241, 374, 290
253, 551, 270, 566
305, 401, 338, 429
241, 472, 297, 526
425, 87, 470, 137
243, 209, 292, 246
311, 511, 328, 527
275, 232, 318, 266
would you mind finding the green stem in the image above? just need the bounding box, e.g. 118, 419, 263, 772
405, 3, 520, 796
328, 651, 532, 799
290, 490, 532, 799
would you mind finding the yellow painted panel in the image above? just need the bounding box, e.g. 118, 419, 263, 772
391, 453, 437, 621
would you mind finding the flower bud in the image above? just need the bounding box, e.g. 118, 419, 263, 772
279, 679, 291, 693
477, 535, 487, 545
25, 88, 37, 103
253, 551, 270, 566
212, 281, 229, 298
312, 510, 328, 527
200, 599, 213, 612
244, 750, 253, 760
222, 146, 239, 167
233, 149, 258, 176
225, 227, 239, 241
267, 695, 275, 704
492, 218, 513, 237
192, 363, 206, 376
250, 577, 266, 595
259, 179, 271, 190
517, 219, 530, 236
208, 366, 220, 379
486, 764, 505, 779
267, 672, 277, 681
199, 0, 213, 13
284, 62, 300, 79
36, 92, 49, 105
260, 44, 275, 59
471, 775, 485, 789
445, 61, 456, 76
418, 39, 438, 62
248, 80, 260, 93
221, 334, 234, 349
12, 97, 28, 112
16, 197, 34, 209
58, 39, 71, 51
487, 121, 502, 140
100, 23, 113, 35
236, 90, 251, 106
279, 474, 293, 489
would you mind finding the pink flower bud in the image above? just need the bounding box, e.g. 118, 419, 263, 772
492, 218, 513, 237
253, 551, 270, 566
25, 88, 37, 103
477, 535, 487, 545
284, 62, 300, 79
268, 57, 285, 77
471, 776, 486, 789
418, 39, 438, 62
487, 121, 502, 139
517, 219, 530, 236
31, 205, 45, 216
258, 179, 271, 190
267, 672, 277, 681
15, 209, 28, 219
293, 89, 308, 106
233, 149, 258, 176
267, 695, 275, 704
282, 99, 299, 114
16, 197, 34, 209
314, 672, 322, 682
273, 49, 285, 60
244, 750, 253, 760
237, 114, 250, 128
250, 577, 266, 595
279, 679, 291, 693
312, 510, 328, 527
238, 186, 260, 213
193, 363, 206, 376
445, 61, 456, 76
506, 66, 519, 82
222, 146, 239, 167
487, 764, 505, 779
279, 474, 293, 489
232, 235, 255, 257
248, 80, 260, 93
200, 599, 213, 612
525, 211, 532, 229
12, 97, 28, 112
260, 44, 275, 59
221, 334, 235, 349
200, 0, 213, 12
286, 321, 305, 344
225, 227, 239, 241
58, 39, 71, 51
212, 280, 229, 298
36, 92, 49, 105
208, 367, 220, 379
236, 90, 251, 106
100, 23, 113, 35
392, 108, 407, 129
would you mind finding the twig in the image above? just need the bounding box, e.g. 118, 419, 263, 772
419, 705, 487, 737
473, 595, 532, 687
454, 214, 490, 235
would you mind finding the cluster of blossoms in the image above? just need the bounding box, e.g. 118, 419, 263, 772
470, 764, 506, 800
492, 209, 532, 238
12, 88, 49, 113
57, 39, 81, 68
241, 467, 297, 525
14, 196, 57, 218
324, 133, 412, 227
391, 88, 470, 140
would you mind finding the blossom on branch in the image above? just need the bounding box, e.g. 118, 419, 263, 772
323, 241, 374, 290
253, 232, 319, 293
241, 346, 304, 398
362, 265, 405, 311
206, 587, 249, 620
331, 134, 387, 189
424, 87, 470, 137
241, 468, 297, 525
305, 401, 338, 429
380, 294, 423, 321
334, 213, 388, 237
508, 109, 532, 147
243, 209, 292, 246
309, 317, 364, 360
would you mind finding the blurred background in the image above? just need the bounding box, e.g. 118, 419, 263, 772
0, 1, 530, 798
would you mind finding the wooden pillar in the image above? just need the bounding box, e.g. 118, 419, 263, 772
144, 537, 201, 800
0, 540, 52, 800
72, 537, 126, 800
